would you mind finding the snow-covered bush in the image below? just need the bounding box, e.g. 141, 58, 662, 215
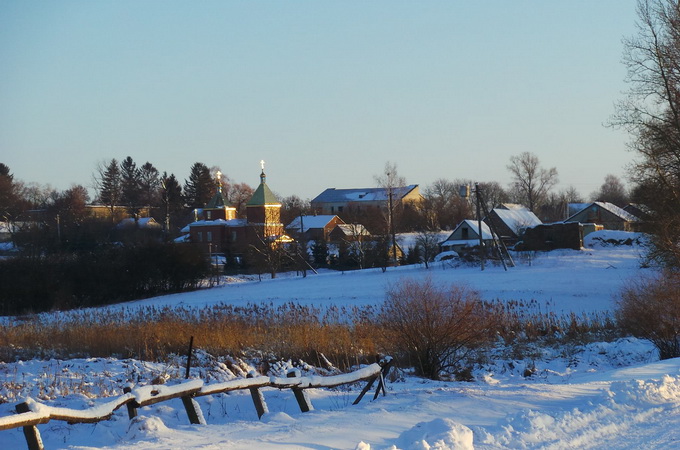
617, 271, 680, 359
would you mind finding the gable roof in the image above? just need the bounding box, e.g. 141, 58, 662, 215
442, 220, 493, 244
311, 185, 419, 203
285, 215, 342, 233
565, 202, 640, 223
333, 223, 370, 236
490, 208, 542, 231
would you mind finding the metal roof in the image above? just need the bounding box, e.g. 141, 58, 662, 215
311, 185, 419, 203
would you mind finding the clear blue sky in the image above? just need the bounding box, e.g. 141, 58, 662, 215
0, 0, 639, 200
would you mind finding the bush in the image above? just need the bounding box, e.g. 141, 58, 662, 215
617, 271, 680, 359
379, 277, 497, 380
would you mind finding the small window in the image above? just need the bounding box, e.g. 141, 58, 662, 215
462, 227, 469, 239
207, 231, 213, 242
331, 206, 335, 213
197, 232, 203, 242
206, 211, 212, 220
338, 206, 344, 213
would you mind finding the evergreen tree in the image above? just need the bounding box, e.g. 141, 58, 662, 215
311, 239, 329, 266
138, 162, 160, 207
160, 172, 184, 235
0, 163, 18, 220
184, 162, 213, 209
120, 156, 140, 210
97, 159, 121, 219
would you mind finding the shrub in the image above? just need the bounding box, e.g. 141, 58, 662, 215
617, 271, 680, 359
379, 277, 497, 380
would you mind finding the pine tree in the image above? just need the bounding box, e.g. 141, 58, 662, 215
98, 159, 121, 218
120, 156, 140, 210
160, 172, 184, 235
184, 162, 213, 209
138, 162, 160, 207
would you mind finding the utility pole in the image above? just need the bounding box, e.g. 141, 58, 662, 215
389, 189, 397, 265
475, 183, 485, 271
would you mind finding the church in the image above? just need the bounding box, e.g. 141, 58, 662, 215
181, 162, 287, 263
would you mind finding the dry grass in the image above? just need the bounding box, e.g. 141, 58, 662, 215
0, 296, 619, 375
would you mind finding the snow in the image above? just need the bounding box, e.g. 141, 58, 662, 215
4, 231, 680, 449
93, 233, 644, 316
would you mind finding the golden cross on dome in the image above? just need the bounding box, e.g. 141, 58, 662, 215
260, 160, 265, 171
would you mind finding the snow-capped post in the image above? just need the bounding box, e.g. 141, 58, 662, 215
185, 336, 194, 379
15, 402, 44, 450
287, 369, 313, 412
122, 386, 138, 419
181, 336, 204, 425
247, 371, 269, 419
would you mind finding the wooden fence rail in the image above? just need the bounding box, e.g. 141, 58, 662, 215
0, 357, 392, 450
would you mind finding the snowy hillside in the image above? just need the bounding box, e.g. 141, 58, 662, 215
4, 231, 680, 450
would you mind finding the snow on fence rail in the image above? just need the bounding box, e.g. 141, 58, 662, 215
0, 357, 393, 450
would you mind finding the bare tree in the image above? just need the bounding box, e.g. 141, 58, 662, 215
610, 0, 680, 265
415, 230, 441, 269
423, 179, 473, 229
507, 152, 558, 213
591, 174, 629, 207
374, 161, 406, 265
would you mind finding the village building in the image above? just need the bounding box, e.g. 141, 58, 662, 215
564, 202, 640, 231
310, 185, 423, 215
181, 163, 286, 259
484, 206, 542, 245
439, 220, 494, 254
285, 215, 345, 242
328, 223, 371, 242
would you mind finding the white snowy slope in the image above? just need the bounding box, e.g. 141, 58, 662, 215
96, 231, 647, 316
3, 231, 680, 449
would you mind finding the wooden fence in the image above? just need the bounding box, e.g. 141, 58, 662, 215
0, 357, 393, 450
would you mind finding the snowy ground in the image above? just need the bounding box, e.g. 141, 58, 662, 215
4, 231, 679, 450
100, 231, 648, 316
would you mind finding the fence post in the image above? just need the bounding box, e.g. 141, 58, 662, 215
287, 370, 313, 412
15, 402, 44, 450
353, 357, 392, 405
247, 372, 269, 419
373, 358, 392, 400
180, 336, 204, 425
122, 387, 138, 419
181, 396, 204, 425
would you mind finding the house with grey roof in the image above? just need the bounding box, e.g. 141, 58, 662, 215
484, 206, 542, 244
564, 202, 640, 231
310, 185, 423, 215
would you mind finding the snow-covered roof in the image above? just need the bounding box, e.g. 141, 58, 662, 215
285, 215, 340, 232
498, 203, 529, 210
565, 202, 640, 223
181, 218, 248, 233
116, 217, 162, 229
311, 185, 419, 203
333, 223, 370, 236
491, 208, 542, 231
441, 220, 493, 245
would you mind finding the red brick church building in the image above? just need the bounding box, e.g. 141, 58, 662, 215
181, 164, 286, 262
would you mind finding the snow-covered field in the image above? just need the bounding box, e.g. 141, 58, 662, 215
4, 231, 680, 450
